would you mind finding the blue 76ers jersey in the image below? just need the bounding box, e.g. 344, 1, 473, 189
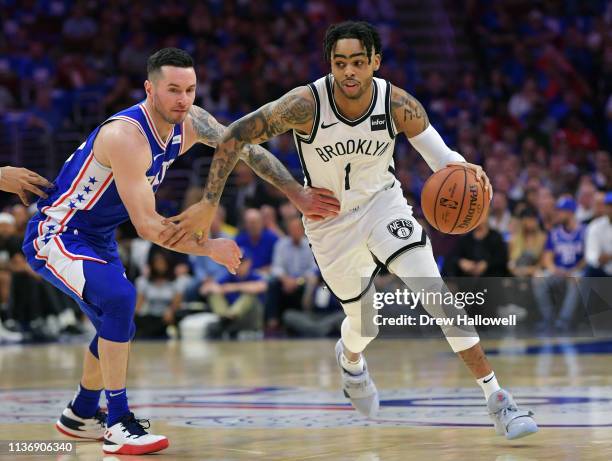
25, 102, 185, 250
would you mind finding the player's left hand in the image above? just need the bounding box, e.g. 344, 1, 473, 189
201, 238, 242, 274
161, 200, 217, 246
447, 161, 493, 202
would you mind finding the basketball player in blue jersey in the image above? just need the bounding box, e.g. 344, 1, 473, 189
21, 48, 339, 455
167, 23, 538, 439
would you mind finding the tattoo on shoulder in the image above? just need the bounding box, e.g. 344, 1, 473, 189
189, 105, 225, 146
391, 88, 430, 132
229, 89, 314, 145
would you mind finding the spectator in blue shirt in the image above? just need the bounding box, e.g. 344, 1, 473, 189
184, 208, 231, 302
200, 249, 267, 339
533, 197, 586, 332
235, 208, 278, 275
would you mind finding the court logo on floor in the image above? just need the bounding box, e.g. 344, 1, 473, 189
2, 386, 612, 429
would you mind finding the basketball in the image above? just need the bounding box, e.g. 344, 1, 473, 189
421, 165, 489, 234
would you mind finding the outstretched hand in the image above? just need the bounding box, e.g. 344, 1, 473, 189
0, 166, 54, 205
290, 186, 341, 221
202, 238, 242, 274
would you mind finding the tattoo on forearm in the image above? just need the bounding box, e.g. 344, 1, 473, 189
391, 90, 430, 132
230, 89, 314, 145
241, 144, 295, 190
189, 105, 224, 146
203, 88, 313, 203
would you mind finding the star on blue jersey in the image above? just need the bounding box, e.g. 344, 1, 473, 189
88, 176, 98, 185
76, 194, 85, 202
83, 185, 92, 193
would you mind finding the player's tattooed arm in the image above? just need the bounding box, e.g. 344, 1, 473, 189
204, 86, 315, 203
162, 89, 338, 246
188, 105, 297, 193
390, 85, 430, 138
188, 104, 225, 147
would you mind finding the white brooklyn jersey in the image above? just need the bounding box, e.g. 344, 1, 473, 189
293, 74, 398, 212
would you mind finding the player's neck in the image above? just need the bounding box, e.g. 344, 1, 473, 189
143, 100, 174, 141
332, 81, 374, 120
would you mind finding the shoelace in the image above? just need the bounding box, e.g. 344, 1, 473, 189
94, 409, 107, 426
122, 413, 151, 436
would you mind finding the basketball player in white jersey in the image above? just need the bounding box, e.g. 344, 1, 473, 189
166, 22, 538, 439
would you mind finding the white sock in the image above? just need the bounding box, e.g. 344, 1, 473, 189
340, 352, 364, 375
477, 371, 501, 400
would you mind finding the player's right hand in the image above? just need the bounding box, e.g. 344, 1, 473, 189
0, 166, 54, 206
202, 238, 242, 274
291, 186, 340, 221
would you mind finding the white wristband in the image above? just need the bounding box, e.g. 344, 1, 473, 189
407, 125, 466, 172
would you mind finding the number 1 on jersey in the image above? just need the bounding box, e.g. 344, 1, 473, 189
344, 163, 351, 190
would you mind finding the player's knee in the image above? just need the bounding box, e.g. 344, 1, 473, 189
102, 282, 137, 318
98, 282, 137, 343
388, 244, 440, 279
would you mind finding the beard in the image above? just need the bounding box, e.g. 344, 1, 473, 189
153, 96, 188, 124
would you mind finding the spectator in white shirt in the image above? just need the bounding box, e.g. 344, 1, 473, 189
585, 192, 612, 276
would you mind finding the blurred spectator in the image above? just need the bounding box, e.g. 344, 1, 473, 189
576, 179, 598, 223
184, 207, 230, 302
264, 216, 318, 334
444, 220, 509, 277
62, 3, 98, 45
592, 151, 611, 190
235, 208, 278, 274
532, 197, 586, 332
135, 250, 184, 339
488, 190, 512, 240
261, 204, 285, 238
0, 212, 22, 341
223, 163, 281, 226
200, 251, 266, 339
584, 192, 612, 277
507, 208, 546, 278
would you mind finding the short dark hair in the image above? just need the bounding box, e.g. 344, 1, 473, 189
147, 48, 194, 78
323, 21, 382, 63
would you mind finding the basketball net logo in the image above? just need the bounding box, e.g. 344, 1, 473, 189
387, 218, 414, 239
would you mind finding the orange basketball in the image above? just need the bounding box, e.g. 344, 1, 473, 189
421, 165, 489, 234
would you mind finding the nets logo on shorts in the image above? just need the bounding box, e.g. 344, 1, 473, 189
387, 218, 414, 239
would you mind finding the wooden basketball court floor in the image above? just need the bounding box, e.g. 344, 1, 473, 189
1, 337, 612, 460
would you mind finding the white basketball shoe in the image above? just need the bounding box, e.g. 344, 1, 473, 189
487, 389, 538, 440
102, 412, 169, 455
335, 339, 379, 417
56, 402, 106, 440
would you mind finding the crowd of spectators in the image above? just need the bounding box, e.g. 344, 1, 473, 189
0, 1, 611, 342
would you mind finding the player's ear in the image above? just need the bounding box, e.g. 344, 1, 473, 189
373, 54, 381, 72
144, 79, 152, 97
